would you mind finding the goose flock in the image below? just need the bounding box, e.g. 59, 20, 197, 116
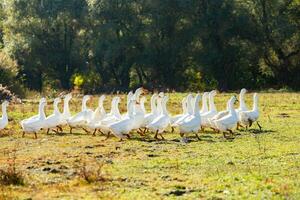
0, 88, 261, 140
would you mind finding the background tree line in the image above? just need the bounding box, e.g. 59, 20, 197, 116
0, 0, 299, 96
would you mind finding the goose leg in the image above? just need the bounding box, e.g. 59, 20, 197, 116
46, 128, 50, 134
171, 127, 175, 133
57, 126, 63, 132
160, 134, 165, 140
22, 131, 25, 138
143, 128, 147, 135
69, 127, 73, 134
154, 130, 159, 140
82, 128, 90, 134
124, 134, 131, 139
98, 129, 105, 135
257, 121, 262, 131
195, 133, 201, 141
105, 131, 111, 140
92, 129, 97, 136
180, 132, 184, 137
34, 132, 37, 139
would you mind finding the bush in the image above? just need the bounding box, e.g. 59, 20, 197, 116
77, 161, 106, 184
0, 51, 26, 98
70, 70, 102, 94
0, 150, 25, 186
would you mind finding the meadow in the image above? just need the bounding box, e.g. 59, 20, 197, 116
0, 92, 299, 199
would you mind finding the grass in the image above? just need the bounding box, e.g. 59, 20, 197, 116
0, 92, 299, 199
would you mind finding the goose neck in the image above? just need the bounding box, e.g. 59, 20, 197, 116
2, 103, 7, 119
63, 98, 71, 116
209, 94, 216, 111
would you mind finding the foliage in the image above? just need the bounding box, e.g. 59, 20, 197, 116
0, 149, 24, 186
0, 0, 299, 93
0, 51, 25, 98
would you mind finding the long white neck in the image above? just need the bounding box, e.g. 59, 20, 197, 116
193, 96, 201, 116
239, 92, 247, 110
209, 94, 216, 111
187, 95, 193, 114
201, 94, 208, 113
156, 98, 163, 115
253, 94, 259, 111
54, 102, 61, 115
39, 103, 46, 119
63, 98, 70, 116
141, 100, 146, 114
82, 98, 88, 111
229, 99, 237, 118
150, 95, 157, 113
99, 99, 106, 114
182, 98, 187, 114
162, 98, 168, 115
113, 100, 121, 118
2, 103, 8, 121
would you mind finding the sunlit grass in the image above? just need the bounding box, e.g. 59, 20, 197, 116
0, 92, 299, 199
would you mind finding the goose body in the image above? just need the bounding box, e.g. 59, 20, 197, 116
21, 99, 47, 138
95, 97, 122, 133
86, 95, 107, 130
239, 93, 259, 127
109, 99, 136, 138
67, 95, 93, 128
21, 98, 46, 126
147, 95, 170, 135
0, 101, 9, 130
214, 96, 238, 133
177, 94, 202, 136
43, 98, 63, 130
172, 94, 194, 126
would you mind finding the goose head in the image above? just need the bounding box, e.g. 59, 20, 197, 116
240, 88, 247, 95
210, 90, 217, 97
158, 92, 164, 98
202, 92, 209, 99
65, 93, 72, 101
40, 97, 47, 104
54, 97, 61, 105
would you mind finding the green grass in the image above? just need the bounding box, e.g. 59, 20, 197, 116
0, 92, 299, 199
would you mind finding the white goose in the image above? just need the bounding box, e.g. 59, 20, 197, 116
0, 101, 9, 131
239, 93, 261, 130
209, 100, 230, 130
108, 99, 137, 140
213, 96, 238, 138
21, 98, 47, 125
86, 95, 107, 135
176, 93, 202, 140
201, 90, 218, 128
21, 99, 47, 139
67, 95, 93, 133
44, 98, 63, 133
147, 95, 170, 140
95, 96, 122, 134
